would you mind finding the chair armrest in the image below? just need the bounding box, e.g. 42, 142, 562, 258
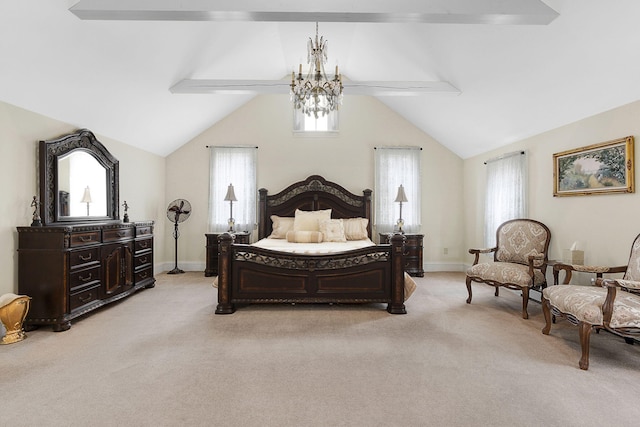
527, 254, 546, 277
553, 263, 627, 285
528, 254, 545, 262
600, 278, 640, 292
469, 247, 497, 254
600, 278, 640, 328
552, 262, 573, 285
468, 247, 497, 266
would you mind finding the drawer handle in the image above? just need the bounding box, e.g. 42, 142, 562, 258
79, 293, 93, 303
117, 231, 126, 237
139, 257, 148, 263
139, 241, 148, 248
139, 272, 148, 279
79, 236, 93, 242
79, 273, 93, 282
79, 253, 93, 261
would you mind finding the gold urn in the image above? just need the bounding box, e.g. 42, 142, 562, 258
0, 293, 31, 344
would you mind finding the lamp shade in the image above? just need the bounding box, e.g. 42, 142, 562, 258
81, 186, 92, 203
394, 185, 408, 203
224, 183, 237, 202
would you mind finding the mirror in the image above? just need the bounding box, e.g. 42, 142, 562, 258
58, 151, 108, 217
39, 129, 119, 225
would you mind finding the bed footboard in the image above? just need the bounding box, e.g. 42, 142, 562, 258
215, 233, 407, 314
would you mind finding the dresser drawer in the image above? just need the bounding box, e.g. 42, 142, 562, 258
69, 284, 100, 312
103, 227, 134, 242
135, 238, 153, 252
70, 265, 101, 290
233, 233, 251, 244
136, 226, 152, 237
379, 233, 424, 277
404, 245, 421, 257
69, 247, 100, 269
70, 231, 101, 247
135, 252, 152, 269
135, 266, 153, 283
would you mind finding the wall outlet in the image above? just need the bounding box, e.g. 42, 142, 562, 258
443, 247, 448, 255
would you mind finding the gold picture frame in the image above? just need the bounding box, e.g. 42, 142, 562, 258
553, 136, 634, 196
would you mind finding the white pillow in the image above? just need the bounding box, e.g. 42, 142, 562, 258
293, 209, 332, 232
269, 216, 294, 239
319, 219, 347, 242
343, 218, 369, 240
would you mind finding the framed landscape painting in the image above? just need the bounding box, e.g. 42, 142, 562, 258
553, 136, 634, 196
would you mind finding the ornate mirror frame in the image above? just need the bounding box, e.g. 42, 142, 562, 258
39, 129, 119, 225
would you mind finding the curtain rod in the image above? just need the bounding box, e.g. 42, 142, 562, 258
206, 145, 258, 148
484, 150, 525, 165
374, 146, 422, 150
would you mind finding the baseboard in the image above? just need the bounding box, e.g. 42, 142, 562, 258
424, 262, 466, 272
157, 261, 206, 274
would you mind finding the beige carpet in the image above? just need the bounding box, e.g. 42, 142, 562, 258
1, 272, 639, 427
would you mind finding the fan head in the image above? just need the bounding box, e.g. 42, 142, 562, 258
166, 199, 192, 223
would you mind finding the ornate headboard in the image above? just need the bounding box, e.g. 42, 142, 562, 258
258, 175, 372, 239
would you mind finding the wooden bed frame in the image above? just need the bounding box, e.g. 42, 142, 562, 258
215, 175, 407, 314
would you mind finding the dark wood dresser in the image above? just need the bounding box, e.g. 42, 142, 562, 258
205, 231, 251, 276
17, 221, 155, 331
380, 233, 424, 277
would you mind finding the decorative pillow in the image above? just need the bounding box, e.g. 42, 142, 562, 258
293, 209, 332, 232
319, 219, 347, 242
269, 215, 294, 239
343, 218, 369, 240
286, 230, 324, 243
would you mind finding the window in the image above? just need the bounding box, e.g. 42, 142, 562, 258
208, 146, 258, 233
484, 151, 528, 247
374, 147, 421, 234
293, 108, 339, 133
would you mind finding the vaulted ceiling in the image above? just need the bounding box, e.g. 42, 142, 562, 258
2, 1, 640, 158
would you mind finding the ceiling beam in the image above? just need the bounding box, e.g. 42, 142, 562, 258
70, 0, 558, 24
169, 79, 461, 96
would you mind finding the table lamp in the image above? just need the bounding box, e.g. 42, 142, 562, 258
224, 183, 237, 232
394, 184, 408, 233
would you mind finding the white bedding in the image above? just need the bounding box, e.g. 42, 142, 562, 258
253, 237, 377, 254
213, 237, 416, 300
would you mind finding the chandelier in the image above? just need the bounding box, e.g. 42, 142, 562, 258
290, 23, 343, 118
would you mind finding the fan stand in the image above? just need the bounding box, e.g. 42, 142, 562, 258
167, 220, 185, 274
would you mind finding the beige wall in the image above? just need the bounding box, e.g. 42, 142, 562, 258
5, 92, 637, 293
5, 92, 636, 291
464, 100, 640, 284
0, 100, 166, 296
165, 94, 465, 272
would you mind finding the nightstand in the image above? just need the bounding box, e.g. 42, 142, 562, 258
205, 232, 251, 276
379, 233, 424, 277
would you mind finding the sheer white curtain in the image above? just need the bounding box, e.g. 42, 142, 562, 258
484, 151, 528, 247
374, 147, 421, 235
208, 146, 257, 233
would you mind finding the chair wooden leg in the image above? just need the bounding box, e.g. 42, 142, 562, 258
542, 297, 551, 335
465, 276, 473, 304
521, 287, 529, 319
578, 321, 592, 370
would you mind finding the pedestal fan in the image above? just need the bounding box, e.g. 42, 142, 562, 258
166, 199, 191, 274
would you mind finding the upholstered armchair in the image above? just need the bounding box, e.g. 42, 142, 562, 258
466, 219, 551, 319
542, 233, 640, 370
